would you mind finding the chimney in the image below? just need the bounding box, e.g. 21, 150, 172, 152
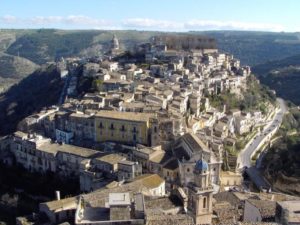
55, 191, 61, 200
271, 194, 275, 201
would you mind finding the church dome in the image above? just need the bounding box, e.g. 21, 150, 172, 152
195, 159, 208, 173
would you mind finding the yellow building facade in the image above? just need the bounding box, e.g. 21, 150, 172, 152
94, 111, 159, 146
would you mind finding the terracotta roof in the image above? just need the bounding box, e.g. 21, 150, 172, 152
146, 214, 193, 225
163, 158, 179, 170
41, 196, 78, 212
181, 133, 210, 153
132, 174, 165, 189
173, 146, 190, 161
150, 151, 170, 164
213, 202, 241, 225
95, 154, 125, 165
247, 199, 276, 219
214, 191, 242, 207
38, 142, 101, 158
95, 110, 155, 122
239, 223, 280, 225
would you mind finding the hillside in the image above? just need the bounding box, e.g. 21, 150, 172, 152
0, 30, 40, 92
0, 64, 64, 135
5, 29, 161, 64
0, 53, 39, 92
196, 31, 300, 66
262, 108, 300, 195
2, 30, 300, 66
252, 54, 300, 105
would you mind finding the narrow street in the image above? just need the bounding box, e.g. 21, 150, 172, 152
237, 98, 287, 191
58, 73, 72, 105
237, 98, 287, 169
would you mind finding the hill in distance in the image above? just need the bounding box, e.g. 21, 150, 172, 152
196, 31, 300, 66
0, 64, 63, 135
253, 54, 300, 105
2, 29, 300, 66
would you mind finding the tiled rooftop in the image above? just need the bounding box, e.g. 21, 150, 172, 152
95, 110, 155, 122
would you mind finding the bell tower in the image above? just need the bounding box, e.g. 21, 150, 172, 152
111, 34, 119, 50
187, 159, 213, 225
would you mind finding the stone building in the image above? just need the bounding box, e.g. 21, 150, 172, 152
187, 159, 214, 225
94, 111, 160, 146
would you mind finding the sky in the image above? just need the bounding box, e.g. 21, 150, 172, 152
0, 0, 299, 32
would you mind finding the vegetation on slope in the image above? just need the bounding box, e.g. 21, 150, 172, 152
5, 29, 161, 64
198, 31, 300, 66
2, 29, 300, 93
0, 53, 39, 93
6, 29, 101, 64
253, 54, 300, 105
208, 75, 276, 113
0, 64, 63, 135
4, 29, 300, 66
0, 53, 38, 79
262, 108, 300, 195
0, 162, 79, 224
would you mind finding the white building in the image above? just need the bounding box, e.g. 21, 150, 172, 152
55, 129, 74, 144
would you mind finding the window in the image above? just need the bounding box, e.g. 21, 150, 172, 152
99, 122, 103, 128
110, 123, 114, 130
203, 197, 206, 208
187, 168, 190, 173
154, 126, 157, 133
133, 134, 136, 141
133, 127, 136, 132
121, 125, 125, 131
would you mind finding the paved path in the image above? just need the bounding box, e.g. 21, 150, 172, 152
58, 73, 72, 105
237, 98, 287, 169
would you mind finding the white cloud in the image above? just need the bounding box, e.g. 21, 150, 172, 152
1, 15, 112, 29
123, 18, 184, 30
65, 15, 110, 26
28, 15, 111, 27
122, 18, 284, 32
29, 16, 63, 24
185, 20, 284, 32
1, 15, 18, 24
0, 15, 285, 32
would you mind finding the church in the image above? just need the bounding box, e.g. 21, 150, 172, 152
187, 158, 214, 224
172, 133, 222, 188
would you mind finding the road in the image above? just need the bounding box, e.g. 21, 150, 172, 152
58, 73, 72, 105
237, 98, 287, 169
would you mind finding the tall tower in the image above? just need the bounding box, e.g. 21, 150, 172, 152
111, 34, 119, 50
187, 159, 213, 225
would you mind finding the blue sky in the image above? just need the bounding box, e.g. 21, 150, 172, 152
0, 0, 299, 32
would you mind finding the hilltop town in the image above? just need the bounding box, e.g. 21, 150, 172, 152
0, 34, 298, 225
